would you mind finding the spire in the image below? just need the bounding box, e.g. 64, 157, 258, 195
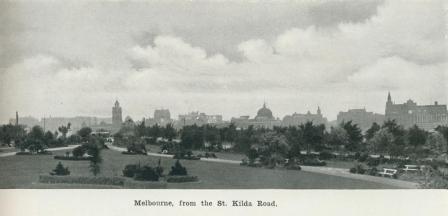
263, 101, 266, 108
114, 100, 120, 107
15, 111, 18, 126
317, 106, 321, 115
387, 92, 392, 102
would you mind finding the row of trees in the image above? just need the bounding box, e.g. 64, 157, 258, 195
113, 119, 448, 160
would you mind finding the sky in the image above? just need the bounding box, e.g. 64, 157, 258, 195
0, 0, 447, 123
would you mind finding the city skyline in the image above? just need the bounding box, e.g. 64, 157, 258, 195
6, 92, 447, 124
0, 0, 446, 124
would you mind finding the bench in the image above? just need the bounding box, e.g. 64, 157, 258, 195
403, 165, 420, 173
378, 168, 398, 178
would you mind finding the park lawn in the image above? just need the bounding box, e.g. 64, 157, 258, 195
0, 149, 399, 189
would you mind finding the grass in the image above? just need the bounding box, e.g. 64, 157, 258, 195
0, 149, 401, 189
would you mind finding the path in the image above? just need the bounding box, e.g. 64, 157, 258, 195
0, 145, 81, 158
106, 144, 419, 189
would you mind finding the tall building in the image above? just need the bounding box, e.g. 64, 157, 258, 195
231, 103, 281, 129
154, 109, 172, 125
337, 108, 384, 131
385, 92, 448, 130
282, 107, 328, 127
112, 100, 123, 128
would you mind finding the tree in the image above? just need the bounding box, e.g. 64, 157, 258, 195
300, 122, 325, 153
367, 128, 394, 155
51, 162, 70, 176
163, 124, 177, 141
180, 125, 204, 150
425, 132, 447, 157
381, 120, 406, 158
407, 125, 427, 147
135, 121, 146, 137
365, 122, 381, 141
340, 121, 363, 152
435, 126, 448, 143
87, 144, 102, 176
77, 127, 92, 141
58, 123, 71, 138
327, 126, 349, 152
18, 125, 47, 153
0, 124, 26, 146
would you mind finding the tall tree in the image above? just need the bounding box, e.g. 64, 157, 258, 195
365, 122, 381, 141
340, 121, 363, 152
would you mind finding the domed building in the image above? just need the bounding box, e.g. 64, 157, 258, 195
231, 102, 281, 129
255, 103, 274, 120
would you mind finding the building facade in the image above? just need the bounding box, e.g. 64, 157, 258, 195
176, 111, 223, 128
231, 103, 281, 129
337, 108, 384, 131
385, 92, 448, 130
282, 107, 328, 127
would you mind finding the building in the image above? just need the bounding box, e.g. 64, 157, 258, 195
282, 107, 328, 127
337, 108, 384, 131
385, 92, 448, 130
231, 103, 281, 129
176, 111, 223, 128
154, 109, 172, 125
112, 100, 123, 129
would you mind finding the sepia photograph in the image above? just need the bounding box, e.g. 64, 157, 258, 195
0, 0, 447, 193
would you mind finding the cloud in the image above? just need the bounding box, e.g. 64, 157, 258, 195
1, 0, 446, 123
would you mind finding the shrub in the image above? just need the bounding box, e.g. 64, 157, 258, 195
318, 151, 334, 160
302, 158, 326, 166
134, 166, 159, 181
169, 160, 188, 176
50, 162, 70, 176
15, 152, 33, 155
359, 153, 369, 162
53, 155, 91, 160
367, 167, 378, 176
123, 164, 139, 178
367, 157, 380, 167
349, 164, 366, 174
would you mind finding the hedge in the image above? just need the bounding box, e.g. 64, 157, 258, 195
124, 180, 167, 189
121, 151, 148, 155
53, 155, 92, 161
16, 151, 53, 156
166, 175, 199, 183
39, 175, 125, 186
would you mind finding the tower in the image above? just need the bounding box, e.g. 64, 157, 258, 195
386, 92, 393, 115
112, 100, 122, 128
15, 111, 18, 126
317, 106, 322, 116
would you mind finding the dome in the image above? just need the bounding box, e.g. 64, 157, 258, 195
255, 103, 274, 119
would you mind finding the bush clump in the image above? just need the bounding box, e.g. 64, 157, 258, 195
169, 160, 188, 176
349, 164, 366, 174
50, 162, 70, 176
134, 166, 159, 181
122, 160, 164, 181
302, 158, 327, 166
